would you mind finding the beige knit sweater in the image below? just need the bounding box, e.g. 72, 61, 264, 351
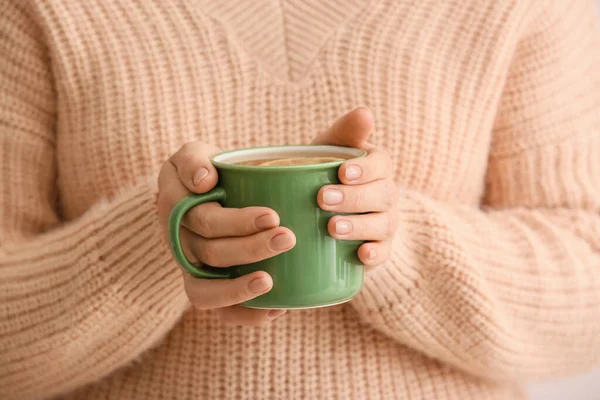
1, 0, 599, 399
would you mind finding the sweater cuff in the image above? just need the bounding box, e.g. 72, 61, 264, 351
0, 177, 189, 397
351, 191, 434, 315
91, 178, 188, 315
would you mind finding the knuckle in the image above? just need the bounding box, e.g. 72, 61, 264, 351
200, 241, 222, 267
386, 213, 399, 237
384, 181, 398, 210
357, 218, 369, 237
181, 239, 199, 263
249, 239, 267, 260
177, 151, 200, 169
156, 194, 172, 217
225, 285, 250, 305
352, 187, 366, 209
192, 208, 212, 237
157, 163, 169, 188
382, 242, 393, 259
236, 210, 261, 236
179, 141, 198, 154
190, 298, 209, 311
184, 283, 209, 310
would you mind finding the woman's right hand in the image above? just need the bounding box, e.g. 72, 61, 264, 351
157, 142, 296, 325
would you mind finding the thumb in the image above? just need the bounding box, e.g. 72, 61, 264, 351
169, 141, 222, 194
312, 107, 374, 149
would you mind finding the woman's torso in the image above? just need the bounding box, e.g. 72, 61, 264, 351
41, 0, 526, 398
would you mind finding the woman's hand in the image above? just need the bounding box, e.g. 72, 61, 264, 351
314, 108, 399, 271
157, 142, 296, 325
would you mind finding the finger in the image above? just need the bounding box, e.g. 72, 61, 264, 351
358, 240, 392, 269
184, 227, 296, 268
169, 141, 221, 194
328, 212, 398, 241
318, 179, 398, 213
184, 270, 274, 310
312, 107, 374, 148
179, 227, 201, 264
157, 161, 190, 227
216, 306, 286, 326
182, 202, 280, 238
338, 147, 393, 185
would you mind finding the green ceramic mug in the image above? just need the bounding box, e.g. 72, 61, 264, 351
168, 145, 367, 309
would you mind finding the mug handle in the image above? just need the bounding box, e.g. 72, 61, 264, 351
168, 187, 232, 279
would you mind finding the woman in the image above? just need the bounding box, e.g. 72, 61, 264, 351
1, 0, 599, 399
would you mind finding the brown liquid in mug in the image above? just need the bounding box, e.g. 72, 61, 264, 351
235, 155, 348, 167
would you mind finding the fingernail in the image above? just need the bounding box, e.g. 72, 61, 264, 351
270, 233, 295, 251
323, 189, 343, 205
345, 165, 362, 181
355, 106, 371, 113
335, 219, 353, 235
268, 310, 286, 319
255, 214, 278, 229
248, 277, 271, 294
368, 249, 377, 260
193, 168, 209, 186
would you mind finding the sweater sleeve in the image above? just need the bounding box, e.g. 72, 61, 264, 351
351, 0, 600, 383
0, 3, 188, 398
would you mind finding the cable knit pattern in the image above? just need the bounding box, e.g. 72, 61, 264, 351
0, 0, 599, 399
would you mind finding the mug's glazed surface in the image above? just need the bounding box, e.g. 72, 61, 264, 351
169, 145, 366, 309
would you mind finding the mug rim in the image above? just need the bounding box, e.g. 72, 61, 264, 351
210, 145, 367, 171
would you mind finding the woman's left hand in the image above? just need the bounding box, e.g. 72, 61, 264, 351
313, 107, 399, 271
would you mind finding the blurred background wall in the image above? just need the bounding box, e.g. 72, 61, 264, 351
529, 370, 600, 400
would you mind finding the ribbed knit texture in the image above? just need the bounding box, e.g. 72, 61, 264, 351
1, 0, 599, 399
